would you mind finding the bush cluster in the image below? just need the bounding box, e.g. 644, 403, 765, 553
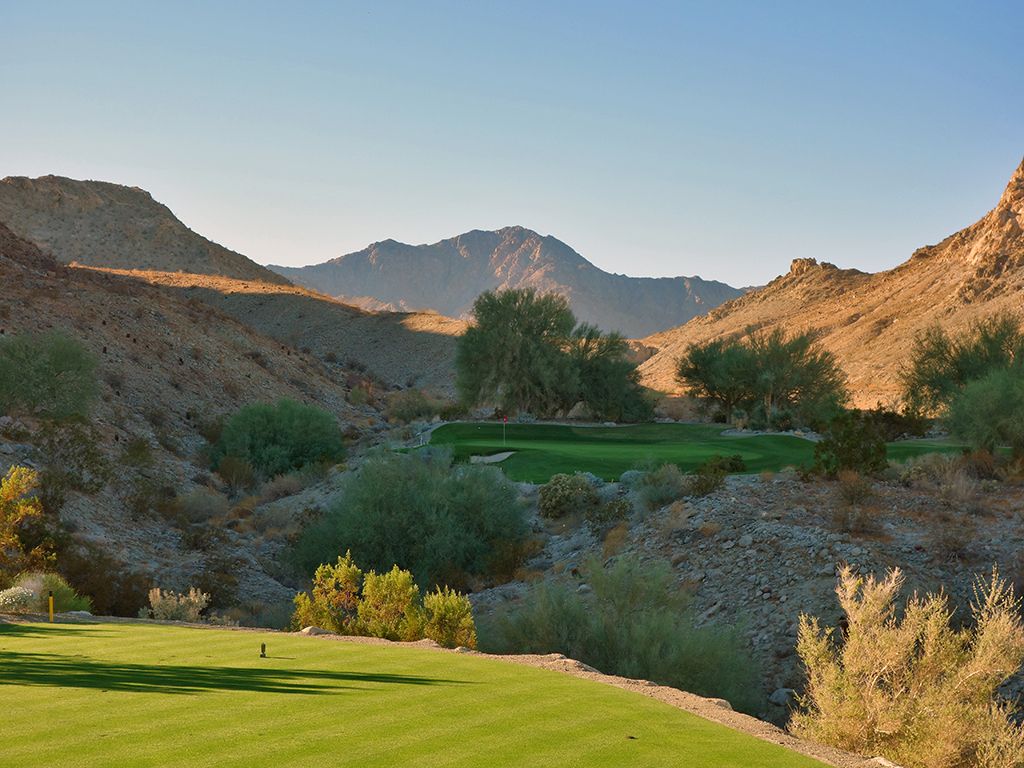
480, 555, 761, 713
385, 389, 441, 424
141, 587, 210, 622
538, 473, 599, 519
636, 463, 687, 510
813, 411, 887, 477
13, 572, 92, 613
0, 330, 97, 420
211, 399, 344, 482
291, 552, 476, 649
793, 566, 1024, 768
584, 496, 632, 537
292, 449, 526, 590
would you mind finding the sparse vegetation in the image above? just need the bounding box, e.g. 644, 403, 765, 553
481, 555, 762, 714
292, 450, 526, 589
793, 566, 1024, 768
538, 473, 599, 519
636, 463, 687, 510
141, 587, 211, 622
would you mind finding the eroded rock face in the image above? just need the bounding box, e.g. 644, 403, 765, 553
639, 158, 1024, 406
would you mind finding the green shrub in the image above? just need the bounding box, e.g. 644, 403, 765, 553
216, 455, 256, 495
15, 572, 92, 613
423, 587, 477, 649
292, 450, 526, 589
584, 497, 632, 537
793, 566, 1024, 767
291, 551, 363, 634
0, 586, 34, 612
212, 399, 344, 481
357, 566, 423, 642
686, 464, 726, 497
0, 331, 97, 419
814, 411, 888, 477
700, 454, 746, 473
386, 389, 439, 424
348, 386, 370, 406
538, 473, 599, 519
481, 555, 761, 714
636, 463, 687, 510
948, 368, 1024, 458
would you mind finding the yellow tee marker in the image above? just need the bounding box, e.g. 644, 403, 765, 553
48, 590, 54, 623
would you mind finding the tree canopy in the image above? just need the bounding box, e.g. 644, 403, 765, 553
456, 289, 651, 420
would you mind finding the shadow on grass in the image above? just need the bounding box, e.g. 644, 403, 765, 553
0, 651, 468, 695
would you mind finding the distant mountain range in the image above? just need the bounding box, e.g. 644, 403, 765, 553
270, 227, 744, 338
637, 157, 1024, 406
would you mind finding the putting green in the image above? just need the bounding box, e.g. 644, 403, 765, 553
429, 422, 961, 482
0, 621, 829, 768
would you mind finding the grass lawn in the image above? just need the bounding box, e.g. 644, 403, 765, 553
0, 621, 829, 768
428, 422, 962, 482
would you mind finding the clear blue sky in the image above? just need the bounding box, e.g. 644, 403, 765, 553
2, 1, 1021, 286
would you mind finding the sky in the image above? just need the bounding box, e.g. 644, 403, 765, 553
2, 1, 1022, 286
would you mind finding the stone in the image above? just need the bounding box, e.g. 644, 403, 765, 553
769, 688, 795, 707
738, 534, 753, 548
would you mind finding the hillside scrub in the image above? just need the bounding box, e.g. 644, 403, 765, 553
792, 566, 1024, 768
0, 330, 98, 420
480, 555, 762, 714
901, 313, 1024, 415
291, 551, 477, 649
292, 449, 526, 589
676, 329, 847, 429
538, 473, 599, 519
211, 399, 344, 481
455, 288, 651, 421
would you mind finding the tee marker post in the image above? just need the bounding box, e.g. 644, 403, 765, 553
48, 591, 54, 623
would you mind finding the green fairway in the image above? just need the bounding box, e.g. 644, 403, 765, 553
0, 621, 827, 768
429, 422, 962, 482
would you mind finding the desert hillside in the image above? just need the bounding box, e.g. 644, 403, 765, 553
271, 226, 743, 337
638, 157, 1024, 406
0, 175, 289, 285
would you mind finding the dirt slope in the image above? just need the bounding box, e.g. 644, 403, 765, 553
639, 157, 1024, 406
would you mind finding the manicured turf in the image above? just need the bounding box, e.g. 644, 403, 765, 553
429, 422, 962, 482
0, 622, 828, 768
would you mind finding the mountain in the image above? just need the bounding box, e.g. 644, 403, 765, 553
638, 157, 1024, 406
0, 175, 462, 391
270, 226, 743, 338
0, 175, 289, 284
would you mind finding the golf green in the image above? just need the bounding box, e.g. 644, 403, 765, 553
428, 422, 960, 482
0, 621, 829, 768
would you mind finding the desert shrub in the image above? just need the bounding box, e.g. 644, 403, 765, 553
836, 469, 873, 506
357, 566, 424, 642
347, 386, 370, 406
38, 420, 110, 494
212, 399, 344, 481
121, 437, 154, 468
792, 566, 1024, 768
142, 587, 210, 622
948, 368, 1024, 458
686, 463, 726, 497
814, 411, 887, 477
584, 497, 632, 537
864, 402, 929, 440
216, 455, 256, 495
15, 572, 92, 613
636, 463, 687, 510
386, 389, 439, 424
58, 544, 150, 617
194, 552, 243, 610
423, 587, 477, 649
0, 465, 44, 580
0, 330, 98, 419
259, 472, 306, 503
701, 454, 746, 473
0, 586, 34, 612
174, 488, 230, 524
481, 555, 761, 714
292, 449, 525, 589
538, 473, 599, 519
291, 551, 364, 634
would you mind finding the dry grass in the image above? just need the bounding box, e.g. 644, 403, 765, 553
602, 522, 630, 557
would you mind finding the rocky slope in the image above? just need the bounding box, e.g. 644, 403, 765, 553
0, 175, 289, 284
0, 222, 385, 609
271, 226, 743, 338
638, 157, 1024, 406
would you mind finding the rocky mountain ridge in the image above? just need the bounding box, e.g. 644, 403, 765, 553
271, 226, 744, 337
638, 157, 1024, 406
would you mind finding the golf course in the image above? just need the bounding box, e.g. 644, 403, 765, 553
428, 422, 960, 483
0, 621, 831, 768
